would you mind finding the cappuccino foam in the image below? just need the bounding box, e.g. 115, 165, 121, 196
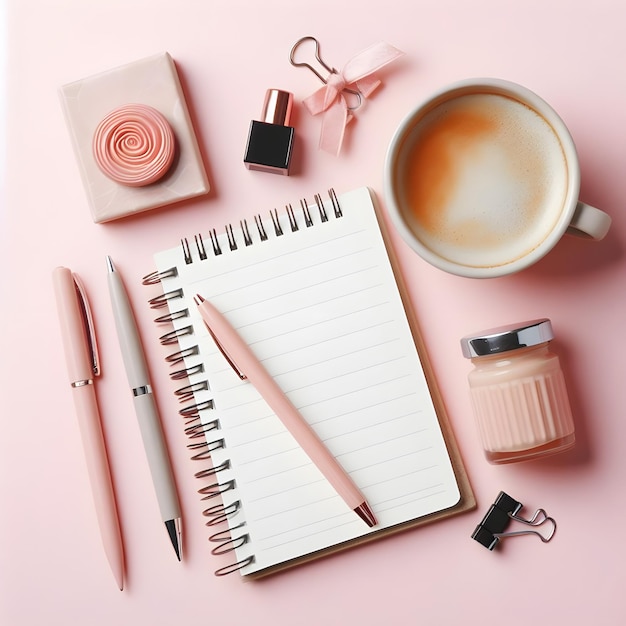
400, 93, 568, 268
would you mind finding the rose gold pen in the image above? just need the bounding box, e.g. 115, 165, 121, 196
53, 267, 125, 590
194, 294, 377, 527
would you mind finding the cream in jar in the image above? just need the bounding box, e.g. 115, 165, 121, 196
460, 319, 575, 464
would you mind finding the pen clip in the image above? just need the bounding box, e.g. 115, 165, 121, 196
194, 294, 247, 380
205, 324, 247, 381
73, 273, 101, 377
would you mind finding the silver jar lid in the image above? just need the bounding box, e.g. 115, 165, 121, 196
460, 318, 554, 358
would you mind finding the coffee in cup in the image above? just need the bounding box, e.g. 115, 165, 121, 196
384, 78, 611, 278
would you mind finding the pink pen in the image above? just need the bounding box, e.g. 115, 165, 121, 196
53, 267, 125, 590
194, 294, 377, 528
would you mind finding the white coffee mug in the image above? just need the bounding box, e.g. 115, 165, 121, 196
383, 78, 611, 278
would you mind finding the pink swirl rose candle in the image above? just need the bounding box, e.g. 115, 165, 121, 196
93, 103, 176, 187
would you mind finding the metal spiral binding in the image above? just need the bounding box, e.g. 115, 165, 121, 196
184, 417, 218, 439
141, 267, 178, 285
148, 288, 184, 309
178, 188, 342, 265
159, 325, 194, 346
141, 189, 342, 576
175, 380, 209, 403
154, 309, 189, 324
202, 500, 241, 526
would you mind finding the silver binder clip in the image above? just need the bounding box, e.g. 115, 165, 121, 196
472, 491, 557, 551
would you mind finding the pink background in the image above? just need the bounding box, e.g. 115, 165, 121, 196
2, 1, 625, 624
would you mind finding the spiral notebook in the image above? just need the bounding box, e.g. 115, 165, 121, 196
143, 187, 474, 578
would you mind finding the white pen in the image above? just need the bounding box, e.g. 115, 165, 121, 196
106, 256, 183, 560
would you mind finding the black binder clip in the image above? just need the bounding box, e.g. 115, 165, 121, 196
472, 491, 557, 551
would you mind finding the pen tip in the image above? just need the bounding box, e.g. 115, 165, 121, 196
194, 293, 205, 305
106, 256, 115, 273
354, 502, 378, 528
165, 519, 183, 561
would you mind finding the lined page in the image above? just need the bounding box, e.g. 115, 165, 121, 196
155, 187, 460, 575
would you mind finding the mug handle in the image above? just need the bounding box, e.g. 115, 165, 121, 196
567, 201, 612, 240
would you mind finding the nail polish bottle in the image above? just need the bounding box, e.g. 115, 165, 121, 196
244, 89, 295, 175
460, 318, 575, 464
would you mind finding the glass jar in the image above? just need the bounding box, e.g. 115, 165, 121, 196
460, 318, 575, 464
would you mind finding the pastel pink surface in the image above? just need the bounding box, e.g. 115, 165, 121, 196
2, 2, 625, 626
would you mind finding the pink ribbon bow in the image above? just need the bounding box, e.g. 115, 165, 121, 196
302, 42, 404, 155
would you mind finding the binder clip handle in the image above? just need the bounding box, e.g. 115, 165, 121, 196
289, 36, 363, 110
289, 36, 335, 86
